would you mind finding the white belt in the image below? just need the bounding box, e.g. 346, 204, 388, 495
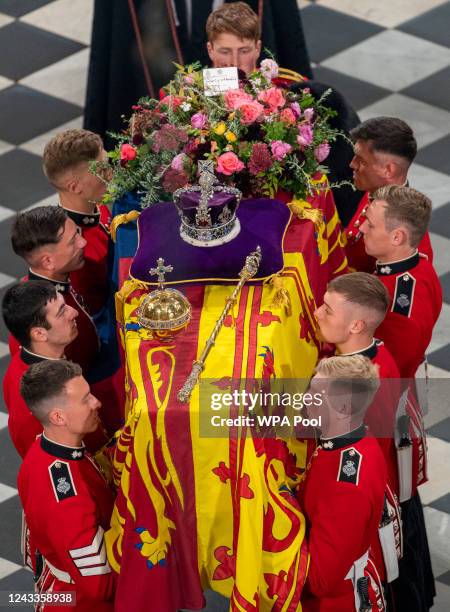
44, 558, 73, 584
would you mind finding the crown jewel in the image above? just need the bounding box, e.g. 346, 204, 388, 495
173, 160, 242, 247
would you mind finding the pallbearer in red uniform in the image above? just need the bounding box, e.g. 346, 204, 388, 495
347, 117, 433, 271
10, 206, 99, 374
360, 184, 440, 611
2, 282, 107, 457
18, 360, 116, 612
42, 129, 111, 315
315, 272, 400, 495
298, 355, 387, 612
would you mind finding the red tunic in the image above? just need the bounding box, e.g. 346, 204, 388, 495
2, 349, 42, 458
18, 435, 116, 611
9, 271, 100, 375
298, 426, 386, 611
345, 192, 434, 272
63, 205, 111, 315
374, 252, 442, 379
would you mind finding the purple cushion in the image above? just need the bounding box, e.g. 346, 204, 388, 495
130, 198, 290, 283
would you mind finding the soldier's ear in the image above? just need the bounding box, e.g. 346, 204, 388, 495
391, 227, 409, 247
349, 318, 365, 335
29, 326, 49, 344
47, 408, 66, 427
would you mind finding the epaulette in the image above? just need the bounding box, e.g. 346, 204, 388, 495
337, 447, 362, 485
48, 460, 77, 502
392, 272, 416, 317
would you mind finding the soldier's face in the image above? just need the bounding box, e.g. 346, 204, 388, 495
43, 292, 79, 347
60, 376, 102, 435
315, 291, 356, 345
360, 200, 393, 259
350, 141, 391, 193
207, 33, 261, 76
49, 218, 87, 274
72, 149, 110, 204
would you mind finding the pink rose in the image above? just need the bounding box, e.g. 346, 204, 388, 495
159, 95, 183, 109
258, 87, 285, 110
297, 123, 313, 147
120, 143, 137, 163
271, 140, 292, 161
260, 58, 279, 80
191, 112, 207, 129
290, 102, 301, 118
171, 152, 188, 172
314, 142, 331, 163
280, 108, 296, 125
216, 152, 245, 176
238, 100, 264, 125
303, 108, 314, 121
224, 89, 253, 110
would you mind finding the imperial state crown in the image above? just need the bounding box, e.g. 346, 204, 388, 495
173, 160, 242, 247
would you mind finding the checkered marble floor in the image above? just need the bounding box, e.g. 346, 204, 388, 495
0, 0, 448, 608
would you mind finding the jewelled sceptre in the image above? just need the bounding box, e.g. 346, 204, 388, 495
177, 246, 262, 403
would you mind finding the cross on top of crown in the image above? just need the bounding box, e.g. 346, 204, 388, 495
149, 258, 173, 288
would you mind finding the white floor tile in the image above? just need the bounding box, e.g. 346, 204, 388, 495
323, 30, 450, 92
429, 234, 450, 276
0, 12, 13, 28
0, 75, 12, 92
314, 0, 448, 28
20, 0, 94, 45
359, 94, 450, 150
433, 581, 450, 612
20, 48, 90, 107
0, 411, 8, 430
20, 116, 83, 157
0, 140, 14, 156
407, 165, 450, 210
0, 557, 23, 581
427, 364, 450, 380
0, 272, 16, 290
420, 437, 450, 505
0, 205, 15, 223
423, 506, 450, 578
428, 302, 450, 354
0, 482, 17, 504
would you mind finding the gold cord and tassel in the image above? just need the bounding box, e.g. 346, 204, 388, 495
110, 210, 140, 242
268, 274, 292, 317
287, 199, 323, 229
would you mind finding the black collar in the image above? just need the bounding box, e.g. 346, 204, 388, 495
340, 340, 379, 360
28, 270, 70, 294
62, 206, 100, 228
320, 424, 366, 451
375, 251, 419, 276
21, 347, 48, 365
41, 434, 85, 460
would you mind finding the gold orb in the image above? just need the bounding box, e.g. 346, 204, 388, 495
138, 288, 191, 341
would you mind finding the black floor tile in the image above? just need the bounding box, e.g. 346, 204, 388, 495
302, 5, 383, 64
429, 202, 450, 240
0, 0, 53, 17
397, 3, 450, 49
0, 22, 84, 81
427, 344, 450, 371
0, 426, 21, 488
0, 569, 34, 610
0, 279, 19, 343
0, 215, 27, 277
427, 416, 450, 443
436, 570, 450, 586
0, 149, 55, 210
416, 136, 450, 177
0, 496, 24, 565
429, 492, 450, 514
0, 86, 82, 145
439, 271, 450, 305
313, 66, 391, 111
400, 67, 450, 113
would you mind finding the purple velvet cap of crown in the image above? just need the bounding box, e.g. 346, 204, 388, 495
175, 190, 238, 225
130, 198, 291, 283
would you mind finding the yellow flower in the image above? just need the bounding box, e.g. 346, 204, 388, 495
225, 131, 237, 142
214, 122, 227, 136
228, 112, 236, 120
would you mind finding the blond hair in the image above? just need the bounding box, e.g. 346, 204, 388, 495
372, 185, 431, 248
315, 355, 380, 414
206, 2, 261, 42
43, 129, 103, 186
